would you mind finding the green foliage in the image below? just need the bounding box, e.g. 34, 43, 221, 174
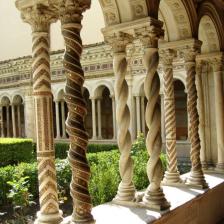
87, 144, 118, 153
0, 138, 33, 166
7, 173, 33, 208
88, 151, 120, 206
131, 133, 146, 155
0, 138, 168, 208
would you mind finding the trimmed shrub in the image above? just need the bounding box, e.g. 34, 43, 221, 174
87, 144, 118, 153
33, 142, 118, 159
0, 149, 167, 207
0, 138, 33, 166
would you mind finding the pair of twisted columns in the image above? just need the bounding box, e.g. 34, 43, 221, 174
160, 49, 181, 185
106, 32, 136, 203
16, 2, 63, 224
182, 44, 208, 188
135, 20, 170, 210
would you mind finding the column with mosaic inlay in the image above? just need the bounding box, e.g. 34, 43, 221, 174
59, 0, 95, 223
16, 2, 63, 223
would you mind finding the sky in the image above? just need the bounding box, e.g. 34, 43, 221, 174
0, 1, 105, 61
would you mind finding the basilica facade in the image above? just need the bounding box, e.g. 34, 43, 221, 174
0, 0, 223, 223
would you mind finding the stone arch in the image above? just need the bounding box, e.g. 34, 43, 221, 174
12, 95, 23, 105
159, 0, 195, 41
198, 2, 224, 53
133, 76, 145, 96
56, 89, 65, 101
1, 96, 11, 106
173, 73, 187, 90
99, 0, 153, 27
92, 80, 114, 98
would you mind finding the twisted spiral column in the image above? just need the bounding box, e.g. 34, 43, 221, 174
184, 51, 208, 188
161, 50, 181, 184
195, 62, 207, 169
114, 51, 135, 202
106, 32, 136, 203
60, 1, 95, 223
141, 44, 170, 210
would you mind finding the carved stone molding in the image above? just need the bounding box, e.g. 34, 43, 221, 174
16, 0, 58, 32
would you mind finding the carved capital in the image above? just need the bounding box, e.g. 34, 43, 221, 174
180, 40, 202, 63
211, 54, 224, 73
59, 0, 91, 24
135, 20, 164, 48
16, 1, 58, 32
159, 49, 176, 68
105, 32, 133, 53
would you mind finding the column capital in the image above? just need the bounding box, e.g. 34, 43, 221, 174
210, 53, 224, 72
135, 19, 164, 48
105, 32, 133, 54
159, 49, 176, 67
15, 1, 58, 32
180, 40, 202, 63
59, 0, 91, 24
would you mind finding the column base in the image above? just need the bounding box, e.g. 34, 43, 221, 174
142, 188, 170, 211
35, 210, 63, 224
113, 182, 136, 203
162, 171, 184, 186
186, 170, 208, 189
201, 161, 209, 170
216, 163, 224, 172
71, 214, 95, 224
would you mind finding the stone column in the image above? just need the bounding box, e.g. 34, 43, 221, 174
141, 96, 145, 136
0, 106, 4, 137
61, 101, 66, 138
160, 94, 166, 143
59, 1, 94, 223
212, 55, 224, 171
91, 98, 97, 139
6, 105, 10, 137
196, 61, 207, 169
105, 32, 136, 202
11, 104, 16, 138
135, 96, 141, 135
24, 92, 35, 139
17, 104, 21, 137
183, 43, 208, 188
111, 96, 117, 140
55, 101, 61, 139
160, 49, 181, 184
135, 21, 170, 210
16, 2, 62, 223
97, 99, 102, 139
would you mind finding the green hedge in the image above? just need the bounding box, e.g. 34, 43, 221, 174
0, 138, 33, 166
0, 139, 118, 166
0, 149, 167, 207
